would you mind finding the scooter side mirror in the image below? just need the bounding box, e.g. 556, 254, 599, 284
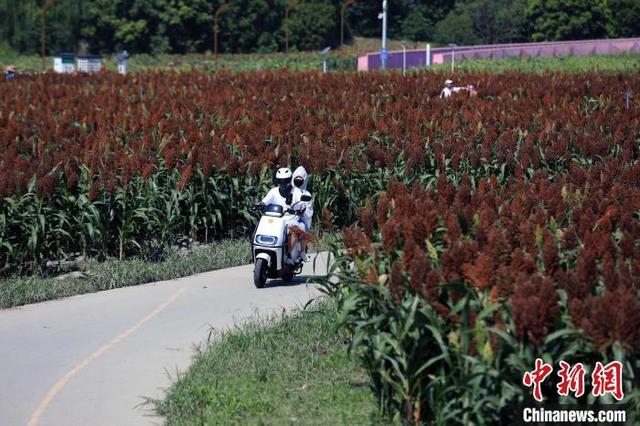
301, 195, 312, 202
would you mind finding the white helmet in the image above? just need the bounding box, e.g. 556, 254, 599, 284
275, 167, 292, 187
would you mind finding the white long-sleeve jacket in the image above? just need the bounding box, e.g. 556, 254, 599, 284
292, 166, 313, 229
260, 187, 291, 210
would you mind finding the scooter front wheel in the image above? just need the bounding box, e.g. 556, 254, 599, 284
254, 258, 268, 288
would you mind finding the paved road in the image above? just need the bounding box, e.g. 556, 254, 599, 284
0, 253, 328, 426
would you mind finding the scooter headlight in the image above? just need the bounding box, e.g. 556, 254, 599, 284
255, 235, 278, 245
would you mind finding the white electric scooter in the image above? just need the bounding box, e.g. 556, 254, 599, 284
251, 195, 312, 288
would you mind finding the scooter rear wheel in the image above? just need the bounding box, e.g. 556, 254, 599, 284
254, 258, 268, 288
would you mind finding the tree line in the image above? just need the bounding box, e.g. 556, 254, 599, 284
1, 0, 639, 55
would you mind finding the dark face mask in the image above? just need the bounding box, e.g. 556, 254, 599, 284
278, 183, 291, 198
294, 178, 304, 188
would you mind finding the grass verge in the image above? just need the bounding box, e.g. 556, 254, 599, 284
154, 299, 380, 425
0, 234, 338, 309
0, 239, 249, 309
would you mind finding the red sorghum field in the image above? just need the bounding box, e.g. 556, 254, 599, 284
1, 69, 639, 421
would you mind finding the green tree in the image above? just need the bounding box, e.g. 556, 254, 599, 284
468, 0, 527, 44
344, 1, 379, 38
81, 0, 215, 54
152, 0, 213, 53
433, 8, 480, 45
287, 1, 337, 51
0, 0, 41, 53
526, 0, 613, 41
81, 0, 152, 52
216, 0, 285, 53
402, 7, 433, 42
608, 0, 640, 38
347, 0, 455, 41
433, 0, 527, 46
0, 0, 88, 54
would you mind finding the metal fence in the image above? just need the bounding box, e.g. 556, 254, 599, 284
357, 38, 640, 71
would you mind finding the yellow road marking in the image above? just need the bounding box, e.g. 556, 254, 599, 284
27, 287, 187, 426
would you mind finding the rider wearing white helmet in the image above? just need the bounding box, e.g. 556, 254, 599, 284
255, 167, 307, 263
256, 167, 294, 208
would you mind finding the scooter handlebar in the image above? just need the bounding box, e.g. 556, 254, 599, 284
285, 208, 304, 216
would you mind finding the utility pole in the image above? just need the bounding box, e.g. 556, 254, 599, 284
214, 3, 231, 60
285, 0, 300, 55
378, 0, 388, 70
401, 40, 406, 76
449, 43, 458, 73
320, 46, 330, 73
623, 90, 633, 110
340, 0, 356, 49
425, 43, 431, 67
41, 0, 56, 71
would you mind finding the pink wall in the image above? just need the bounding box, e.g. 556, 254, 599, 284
358, 38, 640, 71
